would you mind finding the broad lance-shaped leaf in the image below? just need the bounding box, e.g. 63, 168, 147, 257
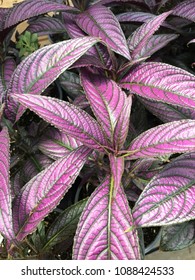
0, 127, 15, 241
12, 94, 108, 152
81, 69, 131, 148
43, 198, 88, 251
136, 34, 178, 59
0, 0, 78, 31
73, 176, 140, 260
13, 146, 91, 241
133, 152, 195, 227
8, 37, 99, 97
127, 11, 172, 59
172, 0, 195, 22
117, 12, 176, 31
120, 62, 195, 110
6, 37, 99, 123
38, 127, 83, 160
127, 119, 195, 159
27, 17, 67, 35
76, 5, 131, 60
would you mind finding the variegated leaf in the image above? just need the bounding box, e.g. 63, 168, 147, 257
127, 120, 195, 159
76, 5, 130, 60
120, 62, 195, 110
13, 146, 91, 241
12, 94, 108, 151
133, 152, 195, 227
73, 176, 140, 260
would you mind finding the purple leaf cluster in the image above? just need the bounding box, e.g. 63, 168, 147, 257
0, 0, 195, 260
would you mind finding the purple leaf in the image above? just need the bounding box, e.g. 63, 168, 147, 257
113, 95, 132, 150
7, 36, 99, 122
76, 5, 131, 60
73, 176, 141, 260
172, 0, 195, 22
140, 97, 195, 123
12, 94, 108, 152
13, 146, 91, 241
135, 34, 179, 59
95, 0, 145, 6
127, 120, 195, 159
117, 11, 157, 23
81, 69, 130, 148
120, 62, 195, 109
0, 127, 15, 241
133, 152, 195, 227
8, 37, 99, 96
117, 11, 177, 31
109, 155, 124, 195
1, 58, 16, 88
0, 0, 78, 31
38, 127, 83, 160
62, 13, 86, 38
127, 12, 172, 59
70, 54, 107, 69
27, 17, 66, 36
58, 71, 82, 99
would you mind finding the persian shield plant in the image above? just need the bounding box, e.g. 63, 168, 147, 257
0, 0, 195, 259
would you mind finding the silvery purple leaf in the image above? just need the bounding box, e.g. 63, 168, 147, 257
81, 69, 130, 148
62, 13, 86, 38
73, 176, 141, 260
12, 94, 108, 151
76, 5, 131, 60
133, 152, 195, 227
109, 155, 124, 195
2, 58, 16, 88
120, 62, 195, 109
117, 12, 156, 23
13, 146, 91, 241
58, 71, 82, 99
7, 37, 99, 122
0, 0, 78, 31
0, 127, 15, 241
136, 34, 178, 59
44, 198, 88, 250
38, 127, 83, 160
140, 98, 195, 123
127, 120, 195, 159
172, 0, 195, 22
113, 95, 132, 150
127, 12, 172, 59
27, 17, 66, 36
117, 12, 177, 31
70, 54, 106, 69
160, 220, 195, 251
95, 0, 145, 6
8, 37, 99, 96
130, 158, 163, 180
23, 154, 54, 182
